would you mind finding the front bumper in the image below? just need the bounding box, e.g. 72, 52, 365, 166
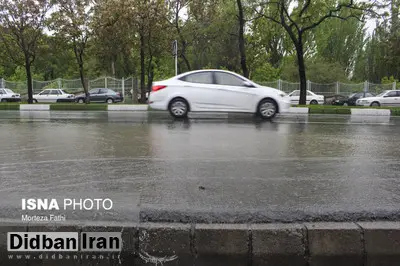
279, 98, 291, 113
2, 97, 21, 102
57, 98, 75, 102
356, 101, 371, 106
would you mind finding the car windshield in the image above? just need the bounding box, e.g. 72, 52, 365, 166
376, 90, 390, 97
5, 89, 14, 94
349, 93, 356, 98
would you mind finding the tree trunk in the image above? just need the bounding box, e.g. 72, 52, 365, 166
296, 35, 307, 105
139, 31, 146, 104
78, 63, 89, 104
111, 59, 116, 77
237, 0, 249, 78
25, 58, 33, 104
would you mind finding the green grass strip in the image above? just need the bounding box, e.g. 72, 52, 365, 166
49, 104, 107, 111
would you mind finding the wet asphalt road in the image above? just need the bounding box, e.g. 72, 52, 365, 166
0, 111, 399, 224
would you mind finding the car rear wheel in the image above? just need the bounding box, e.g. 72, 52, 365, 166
310, 100, 318, 105
371, 102, 380, 107
1, 99, 7, 102
106, 98, 114, 104
169, 98, 189, 118
77, 98, 85, 104
258, 98, 277, 119
343, 102, 348, 106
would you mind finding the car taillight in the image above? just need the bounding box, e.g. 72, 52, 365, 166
152, 85, 166, 92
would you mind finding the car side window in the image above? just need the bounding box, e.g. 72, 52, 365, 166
307, 91, 313, 96
214, 72, 245, 86
99, 89, 108, 94
180, 72, 213, 84
50, 90, 59, 95
291, 91, 300, 97
385, 91, 398, 97
0, 89, 4, 94
89, 89, 99, 94
40, 90, 50, 95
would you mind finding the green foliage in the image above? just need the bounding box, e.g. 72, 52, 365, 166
251, 63, 280, 82
381, 76, 398, 84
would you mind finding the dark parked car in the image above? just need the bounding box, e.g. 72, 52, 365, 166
332, 92, 375, 106
75, 88, 123, 103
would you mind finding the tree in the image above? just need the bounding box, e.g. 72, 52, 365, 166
237, 0, 249, 77
51, 0, 94, 103
251, 0, 375, 104
166, 0, 192, 71
0, 0, 53, 103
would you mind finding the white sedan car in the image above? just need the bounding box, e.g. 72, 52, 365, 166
356, 90, 400, 107
33, 89, 75, 103
288, 90, 325, 105
148, 69, 291, 119
0, 88, 21, 102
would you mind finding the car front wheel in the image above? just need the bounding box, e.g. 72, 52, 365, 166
77, 98, 85, 104
310, 100, 318, 105
169, 98, 189, 118
370, 102, 380, 107
258, 99, 278, 119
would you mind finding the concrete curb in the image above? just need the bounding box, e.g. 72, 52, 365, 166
351, 108, 391, 116
107, 105, 148, 111
6, 105, 399, 117
20, 104, 50, 111
1, 222, 400, 265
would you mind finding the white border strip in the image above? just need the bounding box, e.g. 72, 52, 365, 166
107, 105, 148, 111
351, 108, 391, 116
20, 104, 50, 111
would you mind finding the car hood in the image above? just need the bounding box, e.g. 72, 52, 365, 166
259, 86, 287, 95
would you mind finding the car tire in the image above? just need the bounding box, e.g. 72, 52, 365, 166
343, 102, 348, 106
168, 98, 189, 118
1, 99, 6, 102
77, 98, 85, 104
257, 98, 278, 119
33, 99, 38, 103
310, 100, 318, 105
106, 98, 114, 104
370, 102, 380, 107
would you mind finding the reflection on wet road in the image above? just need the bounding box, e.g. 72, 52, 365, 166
0, 111, 399, 223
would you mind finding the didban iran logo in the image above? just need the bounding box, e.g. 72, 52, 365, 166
8, 232, 122, 252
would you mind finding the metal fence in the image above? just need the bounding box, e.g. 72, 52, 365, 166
259, 80, 397, 96
0, 77, 140, 102
0, 77, 397, 99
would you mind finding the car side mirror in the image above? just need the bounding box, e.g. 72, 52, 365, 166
243, 81, 254, 87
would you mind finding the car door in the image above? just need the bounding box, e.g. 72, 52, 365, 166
178, 72, 217, 111
289, 90, 300, 104
381, 91, 398, 106
98, 88, 109, 102
88, 89, 100, 102
36, 90, 50, 102
212, 72, 257, 111
48, 90, 60, 102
